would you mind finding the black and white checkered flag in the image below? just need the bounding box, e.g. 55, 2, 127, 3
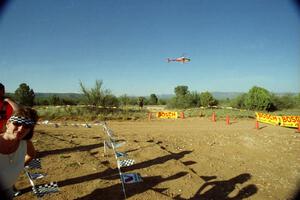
121, 173, 143, 184
32, 182, 59, 197
25, 158, 41, 169
9, 115, 35, 125
117, 159, 135, 168
28, 172, 45, 180
116, 152, 128, 158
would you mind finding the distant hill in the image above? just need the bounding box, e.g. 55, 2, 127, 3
157, 94, 174, 99
211, 92, 244, 100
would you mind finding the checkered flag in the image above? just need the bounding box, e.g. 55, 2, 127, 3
116, 152, 128, 158
121, 173, 143, 184
32, 182, 59, 197
117, 159, 135, 168
28, 172, 45, 180
9, 116, 35, 125
25, 158, 41, 169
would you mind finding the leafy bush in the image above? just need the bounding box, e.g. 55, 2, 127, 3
244, 86, 273, 111
230, 93, 247, 109
180, 107, 255, 119
168, 86, 202, 109
271, 93, 299, 110
200, 91, 218, 107
148, 94, 158, 105
36, 105, 148, 121
80, 80, 119, 108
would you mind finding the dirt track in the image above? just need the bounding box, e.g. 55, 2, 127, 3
15, 118, 300, 200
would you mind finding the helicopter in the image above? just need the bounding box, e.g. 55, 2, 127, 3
167, 54, 191, 63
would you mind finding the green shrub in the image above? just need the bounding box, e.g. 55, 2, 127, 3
244, 86, 273, 111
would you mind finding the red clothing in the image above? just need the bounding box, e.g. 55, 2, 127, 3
0, 101, 13, 132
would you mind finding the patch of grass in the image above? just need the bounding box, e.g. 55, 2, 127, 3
35, 105, 299, 122
35, 105, 148, 121
272, 108, 300, 116
180, 107, 255, 119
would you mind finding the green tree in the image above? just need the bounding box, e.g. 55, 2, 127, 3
35, 97, 50, 106
49, 95, 61, 105
158, 99, 167, 105
168, 85, 195, 108
61, 98, 77, 105
190, 91, 201, 107
149, 94, 158, 105
200, 91, 217, 107
244, 86, 273, 111
119, 94, 130, 107
175, 85, 189, 96
128, 97, 138, 105
14, 83, 35, 107
230, 93, 247, 109
271, 93, 298, 110
103, 94, 119, 107
80, 80, 106, 106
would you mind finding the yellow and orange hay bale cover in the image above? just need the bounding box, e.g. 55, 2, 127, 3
157, 111, 178, 119
255, 112, 300, 128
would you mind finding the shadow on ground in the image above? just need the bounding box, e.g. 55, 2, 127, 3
174, 173, 258, 200
19, 150, 193, 198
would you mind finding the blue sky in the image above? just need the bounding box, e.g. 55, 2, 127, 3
0, 0, 299, 96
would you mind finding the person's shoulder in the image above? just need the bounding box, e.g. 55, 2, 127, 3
4, 102, 13, 113
6, 103, 13, 109
0, 101, 11, 108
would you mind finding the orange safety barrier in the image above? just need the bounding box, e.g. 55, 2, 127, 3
180, 112, 185, 119
148, 112, 152, 120
255, 120, 259, 130
212, 112, 216, 122
226, 115, 230, 125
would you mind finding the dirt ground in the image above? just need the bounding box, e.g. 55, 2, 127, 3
15, 117, 300, 200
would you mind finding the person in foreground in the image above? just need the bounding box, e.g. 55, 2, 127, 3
0, 107, 38, 199
0, 83, 19, 133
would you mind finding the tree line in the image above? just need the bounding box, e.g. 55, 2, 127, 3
168, 85, 300, 111
7, 81, 300, 112
7, 81, 165, 108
